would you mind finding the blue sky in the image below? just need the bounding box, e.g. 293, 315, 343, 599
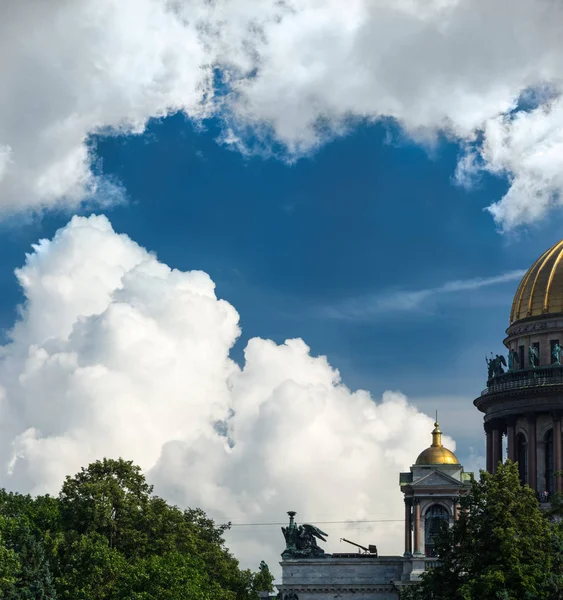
5, 0, 563, 572
1, 113, 562, 467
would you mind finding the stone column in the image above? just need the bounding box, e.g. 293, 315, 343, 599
485, 423, 493, 473
527, 415, 537, 491
413, 499, 421, 556
492, 424, 503, 473
507, 419, 516, 462
404, 498, 412, 556
453, 502, 459, 521
554, 413, 562, 494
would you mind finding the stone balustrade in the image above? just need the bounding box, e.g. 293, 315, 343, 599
481, 366, 563, 396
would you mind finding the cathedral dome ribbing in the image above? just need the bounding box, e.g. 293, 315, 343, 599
510, 239, 563, 324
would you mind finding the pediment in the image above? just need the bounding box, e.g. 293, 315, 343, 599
411, 470, 462, 488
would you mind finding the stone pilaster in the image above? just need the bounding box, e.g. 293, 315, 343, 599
506, 418, 516, 463
554, 413, 562, 494
527, 414, 537, 491
404, 498, 412, 556
485, 423, 493, 473
413, 499, 422, 556
492, 425, 503, 473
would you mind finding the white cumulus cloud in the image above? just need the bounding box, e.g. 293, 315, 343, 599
0, 215, 447, 571
481, 97, 563, 230
0, 0, 211, 212
1, 0, 563, 227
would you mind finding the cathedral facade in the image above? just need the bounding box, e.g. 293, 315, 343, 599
275, 239, 563, 599
276, 421, 470, 599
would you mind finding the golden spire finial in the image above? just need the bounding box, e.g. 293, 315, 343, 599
415, 414, 459, 465
431, 413, 443, 448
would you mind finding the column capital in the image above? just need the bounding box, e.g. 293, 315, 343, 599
404, 497, 412, 506
485, 419, 505, 432
551, 411, 563, 422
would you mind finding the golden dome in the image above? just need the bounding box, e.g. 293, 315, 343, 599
415, 421, 459, 466
510, 239, 563, 324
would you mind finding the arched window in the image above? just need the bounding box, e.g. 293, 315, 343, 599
545, 429, 554, 496
516, 432, 527, 485
424, 504, 449, 557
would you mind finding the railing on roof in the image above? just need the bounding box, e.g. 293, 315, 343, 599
481, 366, 563, 396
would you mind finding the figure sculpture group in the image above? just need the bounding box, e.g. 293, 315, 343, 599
486, 354, 506, 380
281, 511, 329, 559
487, 342, 563, 381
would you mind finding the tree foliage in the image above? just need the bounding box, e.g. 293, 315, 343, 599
0, 458, 271, 599
0, 518, 19, 597
404, 461, 563, 600
254, 561, 275, 593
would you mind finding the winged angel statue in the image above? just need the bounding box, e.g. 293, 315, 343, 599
486, 353, 506, 380
281, 511, 329, 558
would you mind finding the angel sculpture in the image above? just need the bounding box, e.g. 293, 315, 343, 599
529, 345, 539, 368
486, 355, 494, 381
281, 511, 329, 558
494, 354, 507, 376
553, 343, 562, 366
486, 354, 506, 380
508, 348, 519, 371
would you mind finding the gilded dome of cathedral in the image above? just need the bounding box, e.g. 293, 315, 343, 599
415, 421, 459, 466
510, 239, 563, 324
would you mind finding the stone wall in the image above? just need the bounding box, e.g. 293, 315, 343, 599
277, 556, 406, 600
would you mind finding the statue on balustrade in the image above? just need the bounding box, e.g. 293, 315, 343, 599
508, 348, 519, 371
282, 511, 329, 559
553, 343, 562, 366
529, 345, 539, 368
486, 355, 493, 380
486, 354, 506, 380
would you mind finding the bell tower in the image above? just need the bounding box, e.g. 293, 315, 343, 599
399, 420, 472, 561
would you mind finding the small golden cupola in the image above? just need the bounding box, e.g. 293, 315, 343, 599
415, 420, 459, 466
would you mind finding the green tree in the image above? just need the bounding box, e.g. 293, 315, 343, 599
4, 525, 56, 599
407, 461, 563, 600
56, 532, 130, 599
0, 459, 264, 599
53, 458, 259, 599
0, 518, 19, 597
0, 494, 57, 600
116, 552, 228, 600
59, 458, 152, 558
181, 507, 254, 599
252, 561, 275, 595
